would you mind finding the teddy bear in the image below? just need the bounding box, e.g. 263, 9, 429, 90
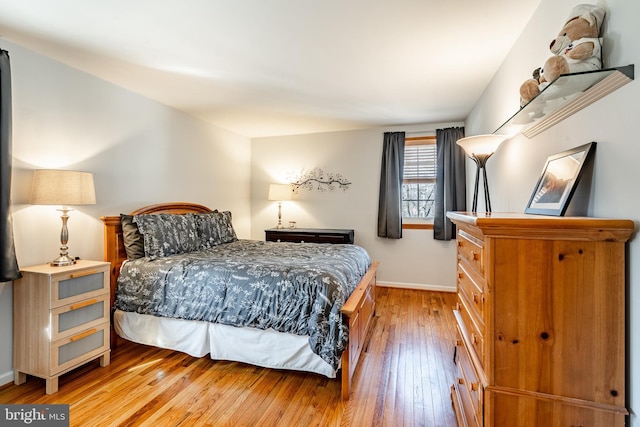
519, 4, 606, 107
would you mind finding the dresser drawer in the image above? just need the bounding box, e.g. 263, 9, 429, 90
51, 294, 110, 341
51, 266, 109, 308
457, 231, 484, 275
458, 263, 485, 326
268, 232, 316, 243
457, 296, 484, 368
454, 327, 482, 426
452, 380, 478, 427
51, 322, 110, 375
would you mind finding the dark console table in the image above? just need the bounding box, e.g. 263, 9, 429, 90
265, 228, 354, 244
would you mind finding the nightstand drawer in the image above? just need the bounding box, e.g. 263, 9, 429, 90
51, 294, 110, 341
51, 322, 109, 375
52, 267, 109, 308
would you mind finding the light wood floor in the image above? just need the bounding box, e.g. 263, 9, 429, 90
0, 288, 458, 427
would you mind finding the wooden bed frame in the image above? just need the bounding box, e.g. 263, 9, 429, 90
101, 202, 378, 399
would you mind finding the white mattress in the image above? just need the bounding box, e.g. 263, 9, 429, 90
113, 309, 337, 378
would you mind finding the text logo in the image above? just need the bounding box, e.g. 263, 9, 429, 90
0, 405, 69, 426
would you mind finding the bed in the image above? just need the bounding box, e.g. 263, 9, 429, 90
101, 202, 378, 399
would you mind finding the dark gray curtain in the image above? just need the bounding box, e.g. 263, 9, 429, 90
433, 127, 466, 240
0, 49, 21, 282
377, 131, 405, 239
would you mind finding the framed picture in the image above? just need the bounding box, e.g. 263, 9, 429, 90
525, 142, 596, 216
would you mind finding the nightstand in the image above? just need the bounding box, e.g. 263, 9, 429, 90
265, 228, 354, 244
13, 260, 111, 394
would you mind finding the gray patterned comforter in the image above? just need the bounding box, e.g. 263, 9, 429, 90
115, 239, 371, 369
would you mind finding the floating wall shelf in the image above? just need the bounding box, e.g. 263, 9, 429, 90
494, 65, 634, 138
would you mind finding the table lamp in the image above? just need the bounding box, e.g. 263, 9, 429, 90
29, 169, 96, 266
268, 183, 292, 229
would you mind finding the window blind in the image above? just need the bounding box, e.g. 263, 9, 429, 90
403, 143, 436, 183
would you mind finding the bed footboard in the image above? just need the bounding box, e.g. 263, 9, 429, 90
340, 261, 379, 399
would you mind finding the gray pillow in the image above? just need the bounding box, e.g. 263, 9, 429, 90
134, 213, 200, 259
197, 211, 238, 249
120, 214, 145, 260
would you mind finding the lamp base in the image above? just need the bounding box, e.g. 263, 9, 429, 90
50, 254, 76, 267
50, 207, 76, 267
275, 201, 284, 229
470, 154, 494, 213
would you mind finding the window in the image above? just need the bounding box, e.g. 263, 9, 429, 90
402, 136, 436, 220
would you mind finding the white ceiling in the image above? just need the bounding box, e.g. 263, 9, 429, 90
0, 0, 540, 138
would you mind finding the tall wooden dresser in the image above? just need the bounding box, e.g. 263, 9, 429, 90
446, 212, 633, 426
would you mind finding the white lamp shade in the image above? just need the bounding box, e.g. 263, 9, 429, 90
30, 169, 96, 205
268, 184, 292, 201
456, 134, 507, 156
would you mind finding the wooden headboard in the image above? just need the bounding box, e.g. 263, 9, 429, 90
101, 202, 213, 309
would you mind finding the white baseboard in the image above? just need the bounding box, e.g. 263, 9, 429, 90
377, 281, 456, 293
0, 370, 13, 387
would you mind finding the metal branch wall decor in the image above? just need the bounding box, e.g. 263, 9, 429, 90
290, 168, 352, 193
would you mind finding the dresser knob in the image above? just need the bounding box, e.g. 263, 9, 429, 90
458, 378, 465, 385
471, 382, 479, 392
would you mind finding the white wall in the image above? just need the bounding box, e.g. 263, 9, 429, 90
251, 123, 462, 291
0, 40, 251, 386
465, 0, 640, 423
